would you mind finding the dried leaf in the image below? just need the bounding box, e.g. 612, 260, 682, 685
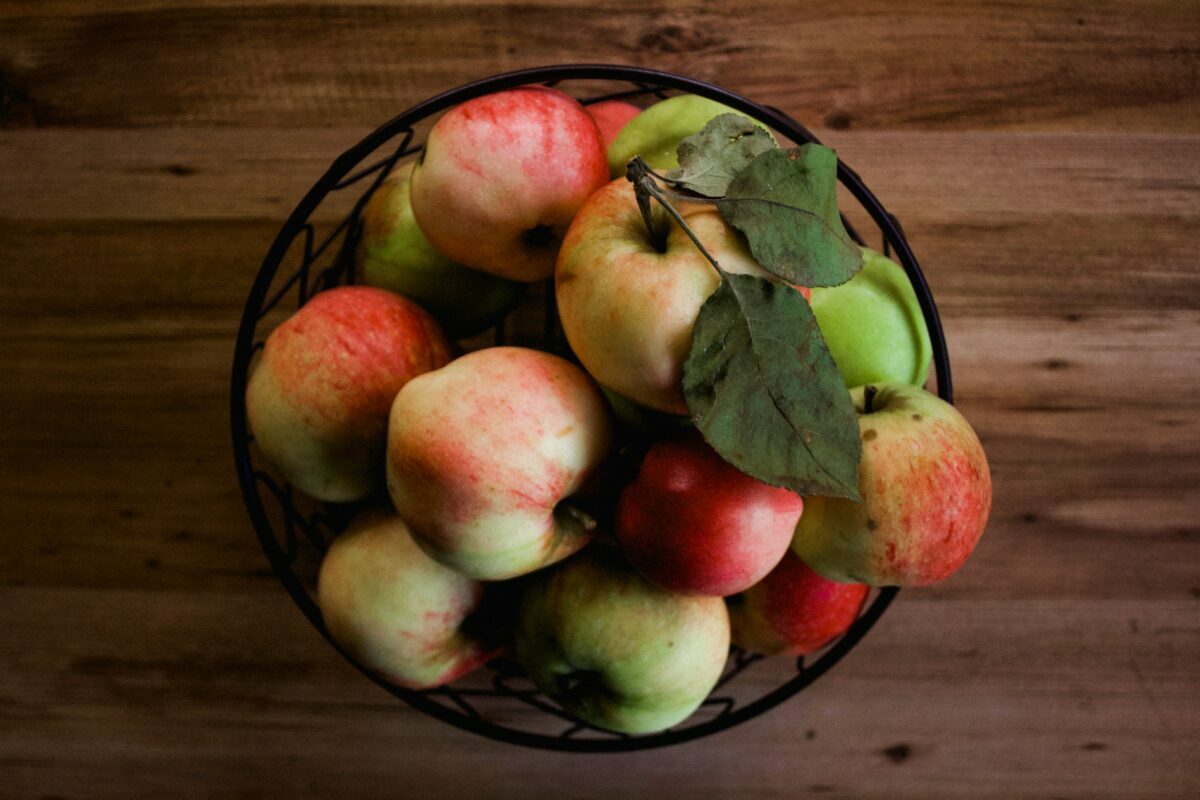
666, 113, 777, 197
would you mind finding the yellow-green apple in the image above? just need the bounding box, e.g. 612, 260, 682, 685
514, 546, 730, 734
616, 430, 803, 596
791, 383, 992, 586
585, 99, 641, 148
809, 247, 933, 389
246, 286, 451, 502
556, 179, 807, 415
410, 86, 609, 282
317, 509, 503, 689
606, 94, 769, 176
386, 347, 612, 580
357, 163, 523, 337
728, 550, 868, 656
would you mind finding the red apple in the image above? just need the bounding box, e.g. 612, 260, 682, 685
246, 286, 451, 502
616, 430, 804, 596
585, 99, 641, 148
317, 509, 503, 689
410, 86, 609, 282
729, 550, 868, 656
791, 383, 992, 586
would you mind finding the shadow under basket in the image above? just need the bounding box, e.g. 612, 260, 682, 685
229, 64, 952, 752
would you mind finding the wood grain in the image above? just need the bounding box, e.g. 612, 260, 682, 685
1, 2, 1197, 797
2, 1, 1198, 131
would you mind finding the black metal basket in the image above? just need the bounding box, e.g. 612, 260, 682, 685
230, 64, 951, 752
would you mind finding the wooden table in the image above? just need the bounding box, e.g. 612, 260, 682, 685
2, 2, 1197, 797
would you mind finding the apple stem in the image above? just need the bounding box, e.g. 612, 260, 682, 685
863, 384, 878, 414
627, 157, 725, 275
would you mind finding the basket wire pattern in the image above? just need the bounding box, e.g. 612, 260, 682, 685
230, 65, 951, 752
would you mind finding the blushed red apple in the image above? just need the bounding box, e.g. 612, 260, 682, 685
616, 430, 804, 596
246, 286, 451, 502
791, 383, 992, 586
317, 509, 502, 689
729, 550, 868, 656
410, 86, 609, 282
386, 346, 612, 580
585, 99, 641, 148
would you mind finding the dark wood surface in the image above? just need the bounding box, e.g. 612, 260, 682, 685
2, 2, 1197, 797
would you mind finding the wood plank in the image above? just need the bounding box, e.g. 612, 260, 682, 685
1, 587, 1196, 798
3, 129, 1196, 225
1, 1, 1198, 131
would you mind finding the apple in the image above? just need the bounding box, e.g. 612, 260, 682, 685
809, 247, 933, 389
514, 546, 731, 734
410, 86, 609, 283
357, 163, 524, 337
728, 550, 869, 656
557, 178, 786, 414
791, 383, 992, 586
606, 93, 770, 176
616, 430, 803, 596
386, 346, 612, 580
246, 286, 451, 502
601, 386, 692, 438
585, 99, 641, 148
317, 509, 503, 689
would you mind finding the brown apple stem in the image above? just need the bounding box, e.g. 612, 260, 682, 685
626, 156, 725, 276
863, 384, 879, 414
627, 157, 668, 253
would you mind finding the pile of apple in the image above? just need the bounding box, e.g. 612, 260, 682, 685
246, 86, 992, 735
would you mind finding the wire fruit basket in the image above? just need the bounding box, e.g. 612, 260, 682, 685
230, 64, 951, 752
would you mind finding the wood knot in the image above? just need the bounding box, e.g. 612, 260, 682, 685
825, 111, 852, 130
0, 71, 40, 128
636, 23, 723, 54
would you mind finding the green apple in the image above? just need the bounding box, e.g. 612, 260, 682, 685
357, 164, 524, 337
606, 94, 769, 177
809, 247, 933, 389
791, 383, 992, 587
515, 547, 730, 734
317, 509, 503, 688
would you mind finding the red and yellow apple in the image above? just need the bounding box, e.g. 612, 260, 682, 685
729, 550, 868, 656
386, 346, 612, 580
357, 163, 523, 337
515, 546, 731, 734
616, 430, 803, 596
317, 509, 502, 689
410, 86, 609, 283
557, 179, 786, 415
791, 383, 992, 586
246, 286, 451, 502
